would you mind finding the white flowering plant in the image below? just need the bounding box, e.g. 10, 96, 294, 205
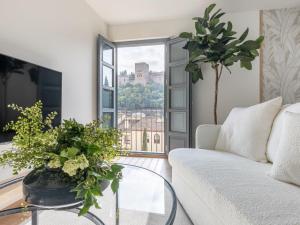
0, 101, 123, 215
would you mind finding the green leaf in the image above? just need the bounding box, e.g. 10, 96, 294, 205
111, 164, 124, 173
179, 32, 193, 39
214, 12, 225, 19
111, 179, 119, 193
87, 144, 100, 155
185, 62, 197, 72
250, 49, 259, 56
225, 40, 241, 49
195, 22, 206, 34
67, 147, 79, 158
185, 41, 199, 51
204, 4, 216, 20
79, 206, 89, 216
192, 68, 203, 83
239, 28, 249, 42
60, 150, 68, 158
227, 21, 232, 32
210, 9, 221, 20
209, 18, 220, 28
192, 17, 201, 20
90, 185, 103, 196
79, 191, 93, 215
238, 55, 254, 62
184, 62, 203, 82
189, 49, 204, 61
224, 56, 238, 66
88, 171, 103, 179
212, 23, 225, 35
224, 31, 237, 36
60, 147, 79, 159
240, 61, 252, 70
256, 36, 264, 45
220, 36, 236, 44
240, 40, 260, 50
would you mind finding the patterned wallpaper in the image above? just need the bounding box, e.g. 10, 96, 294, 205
261, 8, 300, 104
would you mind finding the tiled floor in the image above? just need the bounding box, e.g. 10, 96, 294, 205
117, 156, 194, 225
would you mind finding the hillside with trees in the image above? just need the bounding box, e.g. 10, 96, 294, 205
118, 81, 164, 110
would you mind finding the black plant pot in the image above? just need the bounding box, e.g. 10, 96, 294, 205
23, 168, 110, 208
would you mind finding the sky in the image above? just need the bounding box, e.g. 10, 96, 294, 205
117, 44, 165, 74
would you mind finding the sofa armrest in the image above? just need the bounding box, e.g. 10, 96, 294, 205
195, 124, 221, 149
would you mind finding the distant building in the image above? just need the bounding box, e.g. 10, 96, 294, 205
118, 110, 164, 153
150, 71, 164, 84
134, 62, 149, 85
118, 62, 164, 86
118, 71, 129, 86
128, 72, 135, 82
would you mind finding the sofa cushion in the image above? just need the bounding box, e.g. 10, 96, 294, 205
215, 97, 282, 162
267, 103, 300, 162
169, 148, 300, 225
269, 112, 300, 186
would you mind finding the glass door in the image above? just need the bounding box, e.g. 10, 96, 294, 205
97, 37, 191, 154
165, 38, 191, 153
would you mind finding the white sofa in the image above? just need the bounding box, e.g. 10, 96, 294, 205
169, 119, 300, 225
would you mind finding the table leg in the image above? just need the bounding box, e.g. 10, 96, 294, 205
32, 210, 38, 225
116, 190, 119, 225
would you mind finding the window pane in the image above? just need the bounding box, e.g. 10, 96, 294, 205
103, 43, 113, 65
103, 112, 114, 128
103, 89, 114, 108
169, 136, 185, 150
170, 65, 186, 85
170, 88, 186, 108
170, 112, 186, 132
170, 41, 186, 62
103, 66, 113, 87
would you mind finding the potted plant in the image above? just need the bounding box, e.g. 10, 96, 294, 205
179, 4, 264, 124
0, 101, 123, 215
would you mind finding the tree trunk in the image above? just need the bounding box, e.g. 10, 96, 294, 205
214, 66, 219, 125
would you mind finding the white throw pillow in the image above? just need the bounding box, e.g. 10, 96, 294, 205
269, 111, 300, 186
267, 103, 300, 163
215, 97, 282, 162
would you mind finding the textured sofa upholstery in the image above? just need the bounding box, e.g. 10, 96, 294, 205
169, 125, 300, 225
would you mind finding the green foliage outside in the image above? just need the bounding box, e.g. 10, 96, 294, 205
118, 81, 164, 109
179, 3, 263, 124
142, 128, 148, 151
0, 101, 123, 215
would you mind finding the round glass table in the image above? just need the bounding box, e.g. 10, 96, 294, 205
0, 164, 177, 225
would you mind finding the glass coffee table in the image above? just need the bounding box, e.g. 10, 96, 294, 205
0, 164, 177, 225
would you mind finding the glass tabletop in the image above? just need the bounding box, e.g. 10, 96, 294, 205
0, 164, 177, 225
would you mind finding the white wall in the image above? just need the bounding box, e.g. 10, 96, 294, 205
109, 11, 261, 143
0, 0, 108, 124
109, 18, 194, 41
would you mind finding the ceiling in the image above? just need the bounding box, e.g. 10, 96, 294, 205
85, 0, 300, 25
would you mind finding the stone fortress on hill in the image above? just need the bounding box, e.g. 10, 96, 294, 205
118, 62, 164, 86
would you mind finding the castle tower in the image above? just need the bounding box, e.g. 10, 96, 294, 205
135, 62, 149, 85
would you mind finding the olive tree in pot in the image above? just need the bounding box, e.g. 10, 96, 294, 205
180, 4, 264, 124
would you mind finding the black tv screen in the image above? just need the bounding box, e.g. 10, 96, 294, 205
0, 53, 62, 143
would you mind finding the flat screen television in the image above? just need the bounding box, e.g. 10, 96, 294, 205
0, 53, 62, 143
